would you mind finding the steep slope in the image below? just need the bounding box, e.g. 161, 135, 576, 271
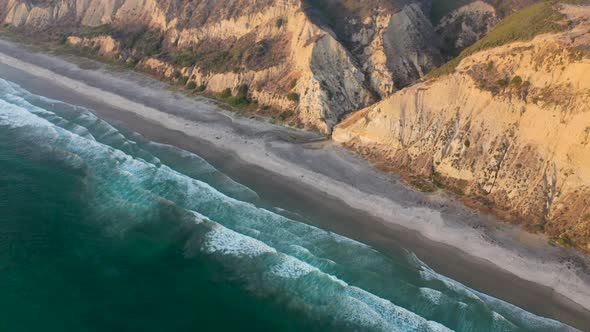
0, 0, 374, 133
0, 0, 517, 133
0, 0, 448, 133
334, 3, 590, 251
301, 0, 445, 93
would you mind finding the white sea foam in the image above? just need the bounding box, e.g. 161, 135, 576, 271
269, 255, 318, 279
419, 287, 444, 306
337, 296, 386, 328
408, 252, 581, 332
204, 225, 276, 258
345, 286, 453, 332
0, 99, 59, 140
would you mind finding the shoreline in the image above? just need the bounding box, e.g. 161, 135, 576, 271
1, 39, 590, 329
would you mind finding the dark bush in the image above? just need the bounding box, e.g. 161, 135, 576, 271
81, 24, 116, 38
287, 92, 300, 102
220, 88, 232, 99
511, 75, 523, 86
170, 49, 200, 67
278, 110, 295, 121
497, 79, 509, 87
229, 96, 251, 106
226, 84, 251, 106
119, 28, 163, 57
237, 84, 249, 97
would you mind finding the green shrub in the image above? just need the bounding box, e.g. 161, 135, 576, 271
452, 187, 465, 196
81, 24, 116, 38
276, 18, 286, 28
433, 178, 446, 189
178, 76, 189, 86
511, 75, 523, 86
220, 88, 232, 99
186, 81, 197, 89
229, 96, 251, 106
227, 84, 252, 107
464, 139, 471, 148
557, 234, 574, 247
278, 110, 295, 121
170, 49, 200, 67
289, 79, 298, 89
172, 70, 182, 79
134, 30, 164, 56
237, 84, 249, 97
497, 78, 509, 87
195, 85, 207, 92
287, 92, 300, 102
119, 28, 163, 57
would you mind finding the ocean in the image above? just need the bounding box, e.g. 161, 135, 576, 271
0, 77, 579, 331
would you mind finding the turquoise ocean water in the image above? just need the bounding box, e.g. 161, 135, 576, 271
0, 78, 579, 331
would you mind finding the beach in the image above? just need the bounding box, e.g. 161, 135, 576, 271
1, 38, 589, 329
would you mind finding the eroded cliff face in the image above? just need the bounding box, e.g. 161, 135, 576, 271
334, 4, 590, 251
0, 0, 499, 133
436, 1, 498, 54
0, 0, 370, 132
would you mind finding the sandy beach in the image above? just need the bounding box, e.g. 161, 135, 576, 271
1, 38, 590, 329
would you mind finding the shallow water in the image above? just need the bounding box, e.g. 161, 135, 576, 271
0, 78, 579, 331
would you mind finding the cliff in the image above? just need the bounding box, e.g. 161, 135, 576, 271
0, 0, 502, 133
334, 3, 590, 251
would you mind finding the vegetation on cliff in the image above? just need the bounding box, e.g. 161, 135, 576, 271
428, 0, 572, 78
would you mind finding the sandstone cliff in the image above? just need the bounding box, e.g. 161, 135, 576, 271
0, 0, 504, 133
334, 3, 590, 251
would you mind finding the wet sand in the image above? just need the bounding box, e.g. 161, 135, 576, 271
1, 39, 589, 330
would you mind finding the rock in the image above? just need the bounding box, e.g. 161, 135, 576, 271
436, 1, 498, 54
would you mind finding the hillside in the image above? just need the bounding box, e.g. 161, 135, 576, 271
0, 0, 514, 133
333, 2, 590, 252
